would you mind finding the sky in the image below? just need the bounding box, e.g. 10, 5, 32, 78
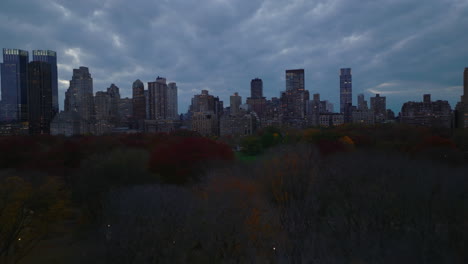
1, 0, 467, 114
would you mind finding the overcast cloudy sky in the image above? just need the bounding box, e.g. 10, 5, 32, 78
1, 0, 467, 113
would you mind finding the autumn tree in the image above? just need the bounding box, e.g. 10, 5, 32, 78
0, 173, 68, 264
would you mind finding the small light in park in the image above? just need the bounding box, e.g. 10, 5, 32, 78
273, 247, 276, 251
18, 238, 21, 241
107, 224, 111, 228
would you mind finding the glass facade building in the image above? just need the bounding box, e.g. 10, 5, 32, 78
286, 69, 305, 91
28, 61, 52, 134
1, 48, 29, 122
32, 50, 58, 116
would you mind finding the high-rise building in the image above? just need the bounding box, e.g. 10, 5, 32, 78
144, 90, 150, 120
94, 91, 110, 121
167, 82, 178, 120
281, 69, 309, 122
132, 79, 146, 121
353, 94, 374, 125
251, 78, 263, 98
247, 78, 266, 117
370, 93, 387, 123
148, 77, 168, 120
64, 67, 94, 134
286, 69, 305, 91
357, 93, 368, 110
0, 49, 29, 122
119, 97, 133, 126
28, 61, 52, 134
463, 68, 468, 104
107, 83, 121, 124
190, 90, 217, 113
230, 92, 242, 115
340, 68, 352, 115
456, 68, 468, 128
32, 50, 58, 116
65, 67, 94, 119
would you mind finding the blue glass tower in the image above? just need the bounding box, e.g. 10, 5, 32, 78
1, 48, 29, 122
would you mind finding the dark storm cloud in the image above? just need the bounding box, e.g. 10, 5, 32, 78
1, 0, 467, 113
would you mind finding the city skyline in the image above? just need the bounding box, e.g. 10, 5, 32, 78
1, 0, 467, 114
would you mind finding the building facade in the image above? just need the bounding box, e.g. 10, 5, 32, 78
0, 49, 29, 122
340, 68, 352, 116
32, 50, 58, 116
230, 92, 242, 115
167, 82, 178, 120
132, 79, 146, 121
148, 77, 168, 120
370, 93, 387, 123
400, 94, 452, 128
27, 61, 52, 134
64, 67, 94, 134
281, 69, 309, 122
220, 111, 257, 137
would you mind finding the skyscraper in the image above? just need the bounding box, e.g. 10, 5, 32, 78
340, 68, 352, 114
107, 83, 121, 124
32, 50, 58, 116
64, 67, 94, 133
94, 91, 110, 121
148, 77, 168, 120
281, 69, 309, 121
463, 67, 468, 104
28, 61, 52, 134
247, 78, 266, 117
230, 92, 242, 115
370, 93, 387, 123
0, 49, 29, 122
167, 82, 178, 120
286, 69, 305, 91
132, 79, 146, 121
357, 93, 368, 110
251, 78, 263, 98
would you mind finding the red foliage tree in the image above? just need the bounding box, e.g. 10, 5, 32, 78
316, 138, 348, 156
148, 137, 234, 184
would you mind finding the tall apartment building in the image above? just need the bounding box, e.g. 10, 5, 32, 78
370, 93, 387, 123
357, 93, 368, 110
64, 67, 94, 119
281, 69, 310, 121
353, 94, 374, 125
167, 82, 178, 120
455, 68, 468, 128
63, 67, 94, 134
230, 92, 242, 115
463, 68, 468, 104
107, 83, 121, 124
251, 78, 263, 98
340, 68, 352, 113
340, 68, 352, 123
148, 77, 168, 120
132, 79, 146, 123
190, 90, 223, 115
247, 78, 266, 117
